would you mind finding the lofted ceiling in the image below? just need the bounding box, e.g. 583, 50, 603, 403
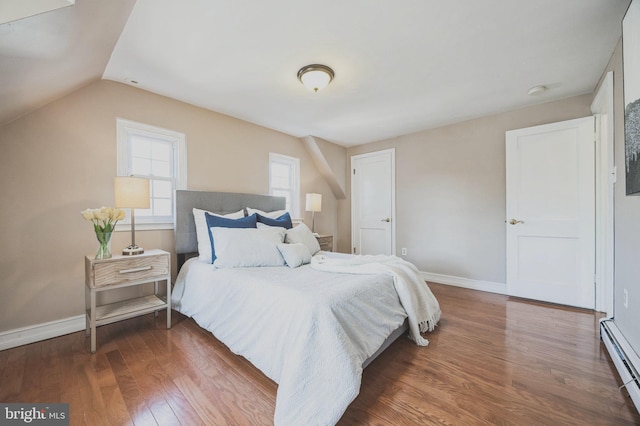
0, 0, 135, 126
0, 0, 631, 146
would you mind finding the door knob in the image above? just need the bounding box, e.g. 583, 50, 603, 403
509, 219, 524, 225
381, 218, 391, 223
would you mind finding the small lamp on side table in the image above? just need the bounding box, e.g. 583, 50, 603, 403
305, 193, 322, 234
114, 176, 150, 255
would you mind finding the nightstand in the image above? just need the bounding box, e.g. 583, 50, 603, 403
85, 249, 171, 353
316, 234, 333, 252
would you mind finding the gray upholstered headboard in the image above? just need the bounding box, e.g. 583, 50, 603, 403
174, 190, 286, 258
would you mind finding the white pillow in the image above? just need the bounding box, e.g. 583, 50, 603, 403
277, 243, 312, 268
285, 223, 321, 255
211, 227, 286, 268
246, 207, 287, 219
193, 208, 245, 263
257, 222, 286, 230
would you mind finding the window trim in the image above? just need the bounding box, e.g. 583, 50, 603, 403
269, 152, 300, 218
116, 118, 187, 231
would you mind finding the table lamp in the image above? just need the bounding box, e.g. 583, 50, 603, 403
114, 176, 150, 255
305, 193, 322, 233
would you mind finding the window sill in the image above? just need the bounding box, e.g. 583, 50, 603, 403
115, 222, 174, 232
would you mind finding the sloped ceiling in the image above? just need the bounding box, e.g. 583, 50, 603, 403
0, 0, 631, 146
0, 0, 135, 126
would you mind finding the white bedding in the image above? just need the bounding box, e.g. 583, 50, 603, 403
172, 254, 435, 425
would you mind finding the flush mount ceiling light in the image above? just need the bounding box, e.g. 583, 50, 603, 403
528, 85, 548, 96
297, 64, 334, 92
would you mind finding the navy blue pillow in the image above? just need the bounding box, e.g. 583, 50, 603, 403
205, 212, 257, 263
256, 212, 293, 229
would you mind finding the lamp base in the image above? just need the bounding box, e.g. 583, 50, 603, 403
122, 245, 144, 256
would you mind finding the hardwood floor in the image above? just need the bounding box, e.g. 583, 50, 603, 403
1, 283, 638, 425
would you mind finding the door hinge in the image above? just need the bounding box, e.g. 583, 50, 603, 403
353, 247, 356, 254
353, 168, 356, 175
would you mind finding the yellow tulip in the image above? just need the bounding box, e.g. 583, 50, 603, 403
110, 207, 119, 220
81, 209, 94, 221
83, 205, 125, 233
95, 208, 109, 222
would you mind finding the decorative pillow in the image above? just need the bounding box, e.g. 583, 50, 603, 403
277, 243, 312, 268
205, 212, 257, 263
211, 227, 286, 268
194, 208, 245, 263
246, 207, 287, 219
256, 222, 277, 229
285, 223, 321, 255
256, 212, 293, 229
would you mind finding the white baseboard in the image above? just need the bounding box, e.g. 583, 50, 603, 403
421, 271, 506, 295
600, 319, 640, 412
0, 315, 85, 351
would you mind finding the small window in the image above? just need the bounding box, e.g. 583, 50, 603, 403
269, 153, 300, 217
117, 119, 186, 229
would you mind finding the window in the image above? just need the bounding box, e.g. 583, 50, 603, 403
117, 118, 186, 230
269, 153, 300, 217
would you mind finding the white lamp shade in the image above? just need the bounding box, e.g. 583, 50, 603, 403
114, 177, 150, 208
300, 70, 331, 92
305, 193, 322, 212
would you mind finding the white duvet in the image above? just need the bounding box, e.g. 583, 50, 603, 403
172, 254, 438, 426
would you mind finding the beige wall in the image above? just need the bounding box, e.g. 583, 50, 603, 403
0, 80, 337, 332
305, 136, 347, 251
345, 94, 593, 283
313, 137, 347, 194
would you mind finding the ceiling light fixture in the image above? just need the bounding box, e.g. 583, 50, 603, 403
527, 85, 548, 96
297, 64, 334, 92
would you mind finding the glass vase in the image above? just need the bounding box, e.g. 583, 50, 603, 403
95, 231, 112, 259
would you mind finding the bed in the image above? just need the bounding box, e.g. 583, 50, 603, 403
171, 190, 440, 426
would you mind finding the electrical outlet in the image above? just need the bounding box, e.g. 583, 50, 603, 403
624, 289, 629, 309
401, 248, 407, 256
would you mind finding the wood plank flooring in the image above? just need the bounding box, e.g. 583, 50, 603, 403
1, 283, 638, 425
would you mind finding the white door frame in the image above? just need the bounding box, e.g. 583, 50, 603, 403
591, 71, 615, 316
351, 148, 396, 255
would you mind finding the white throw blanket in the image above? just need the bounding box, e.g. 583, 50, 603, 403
311, 254, 441, 346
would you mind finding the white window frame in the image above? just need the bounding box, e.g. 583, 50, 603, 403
269, 152, 300, 218
116, 118, 187, 230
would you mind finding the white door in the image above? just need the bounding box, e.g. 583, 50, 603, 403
506, 117, 595, 309
351, 149, 395, 255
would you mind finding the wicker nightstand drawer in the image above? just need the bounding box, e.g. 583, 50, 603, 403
86, 251, 169, 288
316, 235, 333, 252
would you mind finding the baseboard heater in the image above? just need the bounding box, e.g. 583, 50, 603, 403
600, 318, 640, 412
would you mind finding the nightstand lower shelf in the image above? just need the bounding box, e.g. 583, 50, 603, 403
89, 295, 167, 327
